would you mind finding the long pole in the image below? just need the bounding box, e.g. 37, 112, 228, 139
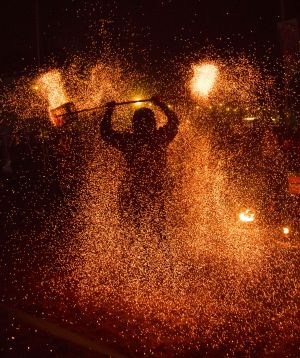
56, 98, 153, 118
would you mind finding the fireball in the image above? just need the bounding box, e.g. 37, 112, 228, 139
190, 63, 218, 98
38, 70, 69, 110
37, 70, 70, 126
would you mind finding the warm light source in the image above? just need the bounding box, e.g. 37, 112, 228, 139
132, 97, 143, 107
282, 226, 290, 236
243, 116, 256, 121
37, 70, 70, 126
38, 70, 69, 110
239, 209, 255, 223
190, 63, 218, 97
49, 102, 77, 127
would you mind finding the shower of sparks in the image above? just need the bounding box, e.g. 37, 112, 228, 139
37, 70, 69, 110
190, 63, 218, 98
0, 47, 299, 357
35, 70, 71, 126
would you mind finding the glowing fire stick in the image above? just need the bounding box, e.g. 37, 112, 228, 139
56, 98, 153, 118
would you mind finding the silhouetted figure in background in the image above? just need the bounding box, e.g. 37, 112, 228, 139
100, 97, 179, 240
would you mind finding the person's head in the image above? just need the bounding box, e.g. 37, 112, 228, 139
132, 108, 156, 135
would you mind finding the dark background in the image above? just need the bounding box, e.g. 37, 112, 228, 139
1, 0, 300, 75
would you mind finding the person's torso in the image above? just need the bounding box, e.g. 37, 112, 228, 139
122, 135, 168, 188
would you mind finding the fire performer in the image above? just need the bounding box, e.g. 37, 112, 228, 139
100, 96, 179, 240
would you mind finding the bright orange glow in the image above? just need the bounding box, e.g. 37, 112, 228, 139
38, 70, 69, 110
190, 63, 218, 97
282, 226, 290, 235
239, 209, 255, 223
37, 70, 69, 126
133, 97, 142, 107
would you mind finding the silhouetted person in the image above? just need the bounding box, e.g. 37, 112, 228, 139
100, 97, 179, 240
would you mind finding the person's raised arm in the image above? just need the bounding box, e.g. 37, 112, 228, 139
100, 101, 128, 150
152, 96, 179, 144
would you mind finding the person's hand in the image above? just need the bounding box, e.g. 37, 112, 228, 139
151, 95, 162, 106
105, 100, 116, 109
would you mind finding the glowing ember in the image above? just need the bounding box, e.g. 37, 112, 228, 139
282, 226, 290, 235
49, 101, 77, 127
37, 70, 69, 123
37, 70, 70, 126
239, 209, 255, 222
190, 63, 218, 97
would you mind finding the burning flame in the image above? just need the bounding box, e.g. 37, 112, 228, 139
282, 226, 290, 235
190, 63, 218, 97
38, 70, 69, 110
239, 209, 255, 223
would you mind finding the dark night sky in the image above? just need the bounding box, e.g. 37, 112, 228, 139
1, 0, 300, 76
